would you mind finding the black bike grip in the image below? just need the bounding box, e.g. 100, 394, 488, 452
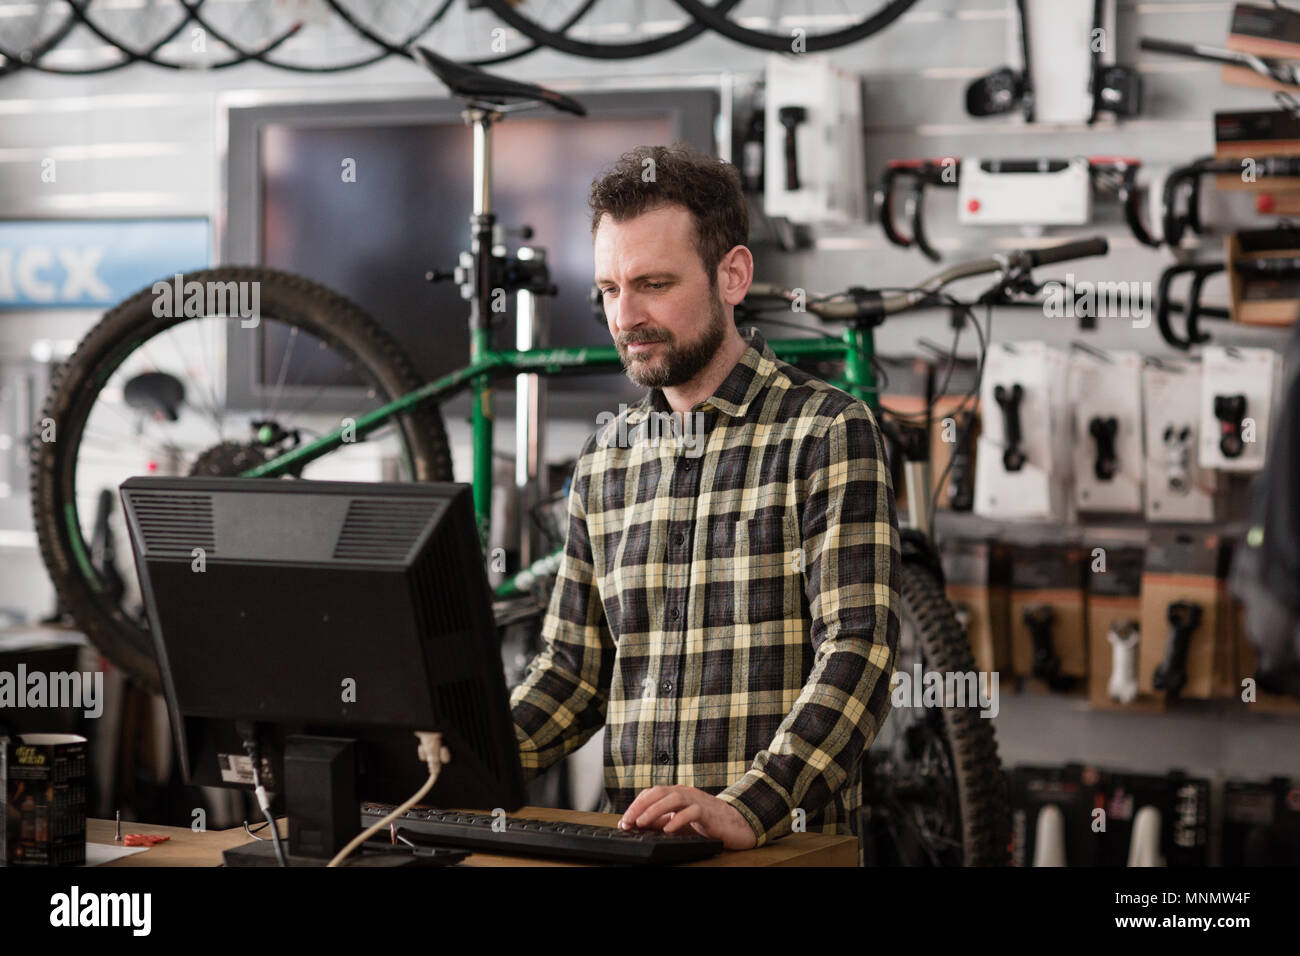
1027, 237, 1109, 268
1139, 37, 1199, 58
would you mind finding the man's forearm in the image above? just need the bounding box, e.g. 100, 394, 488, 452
717, 628, 894, 846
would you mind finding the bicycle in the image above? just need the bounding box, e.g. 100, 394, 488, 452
29, 47, 1110, 865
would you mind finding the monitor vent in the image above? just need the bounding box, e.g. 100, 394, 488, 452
434, 678, 500, 783
333, 498, 437, 561
131, 493, 215, 554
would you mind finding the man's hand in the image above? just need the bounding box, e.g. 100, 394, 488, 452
618, 786, 757, 850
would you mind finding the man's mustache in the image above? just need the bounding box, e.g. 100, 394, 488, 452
616, 332, 670, 348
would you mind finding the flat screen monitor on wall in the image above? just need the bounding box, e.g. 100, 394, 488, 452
224, 91, 719, 418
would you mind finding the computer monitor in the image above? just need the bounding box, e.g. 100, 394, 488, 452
119, 476, 526, 863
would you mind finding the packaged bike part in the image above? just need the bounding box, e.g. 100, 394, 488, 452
1142, 361, 1218, 522
958, 157, 1092, 226
1138, 531, 1233, 700
1008, 544, 1088, 690
1226, 226, 1300, 326
1215, 108, 1300, 163
1009, 764, 1103, 867
1227, 2, 1300, 62
1198, 346, 1282, 471
940, 537, 1012, 678
1069, 349, 1144, 514
1086, 539, 1163, 712
975, 343, 1073, 522
1220, 777, 1300, 866
4, 734, 87, 866
1096, 770, 1209, 866
928, 400, 980, 513
1222, 4, 1300, 94
762, 56, 865, 224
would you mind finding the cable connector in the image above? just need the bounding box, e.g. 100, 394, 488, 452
414, 731, 450, 777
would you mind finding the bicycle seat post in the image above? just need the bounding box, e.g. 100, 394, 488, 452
466, 106, 502, 347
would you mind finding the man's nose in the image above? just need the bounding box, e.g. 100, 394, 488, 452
611, 291, 647, 333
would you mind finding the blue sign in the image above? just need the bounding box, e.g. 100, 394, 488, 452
0, 219, 209, 309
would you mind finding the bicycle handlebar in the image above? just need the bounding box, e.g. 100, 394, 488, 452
748, 236, 1110, 322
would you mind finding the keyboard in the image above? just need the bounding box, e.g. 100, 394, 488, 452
359, 803, 725, 865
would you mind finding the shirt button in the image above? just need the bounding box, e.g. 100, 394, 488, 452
658, 752, 671, 765
660, 679, 673, 694
668, 607, 679, 622
674, 531, 686, 547
681, 458, 694, 472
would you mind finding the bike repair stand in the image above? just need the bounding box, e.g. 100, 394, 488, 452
411, 46, 584, 557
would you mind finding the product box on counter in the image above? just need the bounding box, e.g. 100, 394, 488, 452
4, 734, 88, 866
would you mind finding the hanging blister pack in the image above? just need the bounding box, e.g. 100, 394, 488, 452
1199, 346, 1283, 471
975, 342, 1073, 521
958, 158, 1093, 226
762, 55, 866, 224
1142, 361, 1218, 522
1069, 349, 1144, 513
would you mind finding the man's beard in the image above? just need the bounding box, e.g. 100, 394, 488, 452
616, 293, 729, 389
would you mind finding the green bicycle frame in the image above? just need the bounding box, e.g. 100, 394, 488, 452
240, 326, 877, 596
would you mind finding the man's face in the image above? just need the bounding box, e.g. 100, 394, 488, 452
594, 204, 729, 389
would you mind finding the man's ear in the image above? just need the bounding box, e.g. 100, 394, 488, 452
716, 245, 754, 307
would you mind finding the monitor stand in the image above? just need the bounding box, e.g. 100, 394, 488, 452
222, 735, 466, 868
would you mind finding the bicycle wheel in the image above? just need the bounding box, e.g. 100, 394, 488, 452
30, 268, 453, 693
860, 554, 1011, 866
0, 0, 76, 70
672, 0, 917, 52
479, 0, 739, 60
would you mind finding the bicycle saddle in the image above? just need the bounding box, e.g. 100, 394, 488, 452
410, 45, 586, 116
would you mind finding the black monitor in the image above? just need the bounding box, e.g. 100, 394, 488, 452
119, 476, 526, 864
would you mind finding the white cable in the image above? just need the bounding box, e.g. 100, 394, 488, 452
326, 732, 450, 868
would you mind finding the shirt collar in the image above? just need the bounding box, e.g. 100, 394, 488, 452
628, 327, 776, 423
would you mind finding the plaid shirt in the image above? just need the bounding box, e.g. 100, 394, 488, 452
509, 327, 900, 847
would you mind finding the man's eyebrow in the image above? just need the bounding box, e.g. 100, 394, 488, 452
593, 272, 678, 285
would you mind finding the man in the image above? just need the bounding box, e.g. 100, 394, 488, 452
509, 143, 900, 850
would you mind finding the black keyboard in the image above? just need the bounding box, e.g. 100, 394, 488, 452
360, 804, 724, 865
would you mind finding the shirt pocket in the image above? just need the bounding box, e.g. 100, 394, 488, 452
731, 509, 801, 625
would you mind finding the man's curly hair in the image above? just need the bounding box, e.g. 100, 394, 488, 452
589, 143, 748, 284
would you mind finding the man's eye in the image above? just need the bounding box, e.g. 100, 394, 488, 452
600, 288, 616, 298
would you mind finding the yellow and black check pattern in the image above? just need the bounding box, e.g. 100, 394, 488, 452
509, 327, 900, 847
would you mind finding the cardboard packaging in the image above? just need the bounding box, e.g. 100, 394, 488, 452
4, 734, 88, 866
1138, 531, 1232, 701
1010, 764, 1102, 867
1226, 228, 1300, 327
1009, 544, 1088, 690
941, 537, 1012, 678
930, 403, 979, 513
1087, 543, 1163, 712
